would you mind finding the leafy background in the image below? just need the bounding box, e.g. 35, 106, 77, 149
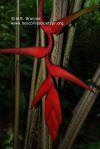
0, 0, 100, 148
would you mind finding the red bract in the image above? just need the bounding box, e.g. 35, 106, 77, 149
51, 110, 59, 132
45, 99, 59, 139
0, 33, 52, 58
46, 117, 57, 140
45, 96, 52, 122
46, 108, 59, 140
47, 87, 62, 124
31, 75, 53, 108
46, 55, 93, 92
39, 0, 100, 34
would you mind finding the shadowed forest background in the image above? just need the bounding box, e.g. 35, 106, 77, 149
0, 0, 100, 148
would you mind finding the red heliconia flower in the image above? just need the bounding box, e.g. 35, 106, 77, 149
31, 0, 95, 140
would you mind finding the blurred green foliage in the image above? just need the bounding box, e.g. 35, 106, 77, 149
0, 131, 13, 149
79, 141, 100, 149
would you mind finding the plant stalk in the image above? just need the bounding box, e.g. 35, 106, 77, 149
58, 65, 100, 149
24, 1, 40, 148
27, 67, 42, 149
24, 28, 39, 149
40, 28, 49, 149
51, 0, 67, 85
14, 0, 20, 148
61, 0, 84, 88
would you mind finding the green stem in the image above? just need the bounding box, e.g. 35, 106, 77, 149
14, 0, 20, 148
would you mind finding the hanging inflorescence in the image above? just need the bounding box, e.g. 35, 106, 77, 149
0, 0, 100, 140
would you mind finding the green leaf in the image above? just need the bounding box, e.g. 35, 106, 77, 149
4, 147, 13, 149
2, 133, 14, 146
